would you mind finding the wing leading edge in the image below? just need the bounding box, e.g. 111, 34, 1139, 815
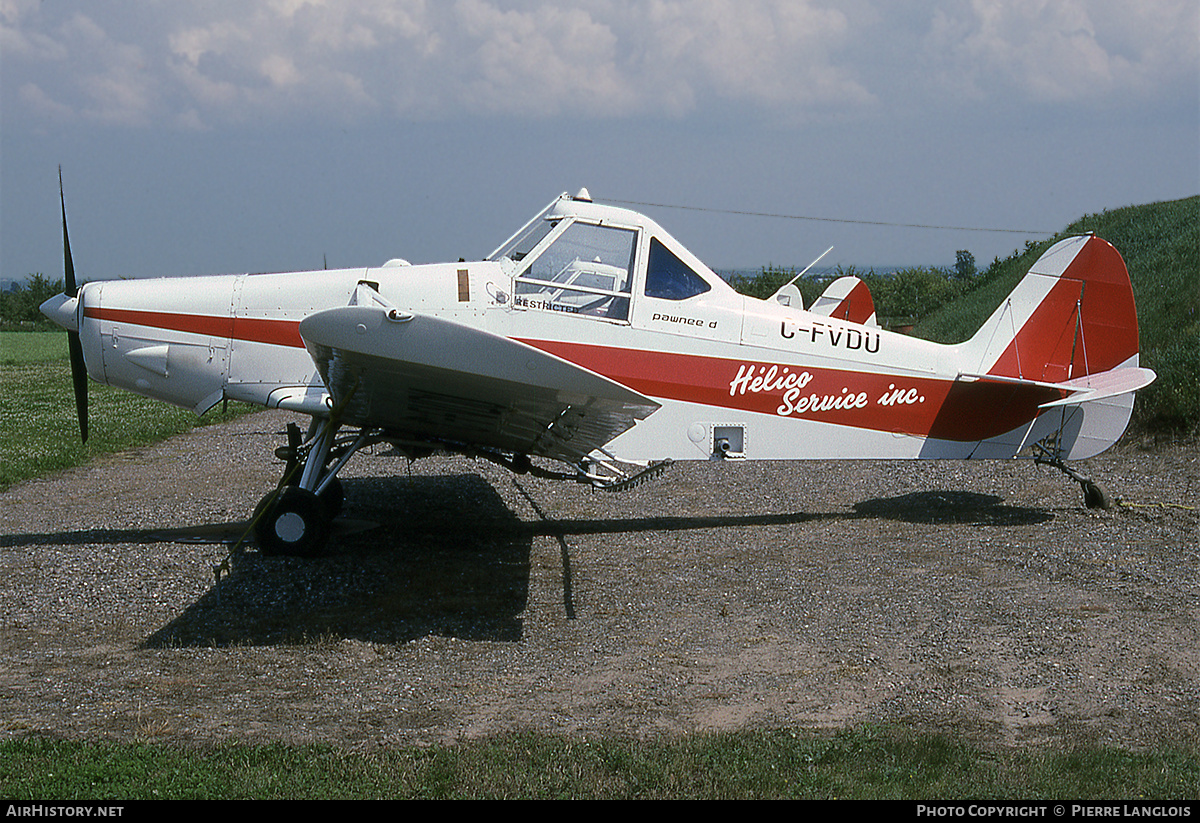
298, 306, 660, 464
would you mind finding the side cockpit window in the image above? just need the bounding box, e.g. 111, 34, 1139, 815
645, 237, 711, 301
514, 222, 636, 321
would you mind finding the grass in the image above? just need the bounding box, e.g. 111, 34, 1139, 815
1, 728, 1195, 799
0, 331, 254, 492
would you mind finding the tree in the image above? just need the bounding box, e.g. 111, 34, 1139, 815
954, 250, 977, 281
0, 274, 64, 326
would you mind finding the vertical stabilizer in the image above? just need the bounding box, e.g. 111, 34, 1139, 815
809, 276, 878, 327
965, 235, 1140, 382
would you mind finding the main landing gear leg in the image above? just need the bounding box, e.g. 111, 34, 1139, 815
254, 418, 350, 557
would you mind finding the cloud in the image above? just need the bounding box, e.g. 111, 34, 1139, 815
1, 0, 1195, 129
922, 0, 1200, 104
0, 1, 874, 126
2, 5, 160, 127
629, 0, 871, 114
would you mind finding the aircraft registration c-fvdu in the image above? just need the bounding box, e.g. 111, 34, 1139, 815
41, 180, 1156, 557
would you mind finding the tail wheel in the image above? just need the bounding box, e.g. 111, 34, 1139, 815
254, 487, 331, 557
1082, 479, 1112, 510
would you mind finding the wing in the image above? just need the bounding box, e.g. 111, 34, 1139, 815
298, 306, 660, 464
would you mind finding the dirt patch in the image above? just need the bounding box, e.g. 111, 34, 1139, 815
1, 411, 1196, 751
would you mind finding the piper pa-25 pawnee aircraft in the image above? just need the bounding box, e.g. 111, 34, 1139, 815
41, 182, 1155, 557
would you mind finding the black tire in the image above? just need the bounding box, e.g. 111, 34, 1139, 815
317, 476, 344, 519
254, 487, 331, 557
1083, 480, 1112, 510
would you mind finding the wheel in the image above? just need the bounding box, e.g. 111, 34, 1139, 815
1082, 480, 1112, 510
254, 487, 331, 557
317, 476, 344, 519
283, 473, 343, 518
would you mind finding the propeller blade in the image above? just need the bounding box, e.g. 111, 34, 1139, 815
59, 166, 88, 441
59, 166, 77, 298
68, 332, 89, 442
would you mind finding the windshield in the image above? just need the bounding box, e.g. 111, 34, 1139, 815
514, 221, 637, 321
491, 217, 559, 263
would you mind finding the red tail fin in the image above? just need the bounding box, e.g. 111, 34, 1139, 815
810, 275, 878, 327
970, 235, 1139, 382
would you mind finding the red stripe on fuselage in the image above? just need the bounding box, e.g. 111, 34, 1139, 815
83, 307, 304, 348
80, 305, 1062, 443
521, 338, 1062, 442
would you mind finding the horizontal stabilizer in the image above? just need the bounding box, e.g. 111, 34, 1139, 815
1037, 366, 1157, 409
955, 365, 1156, 409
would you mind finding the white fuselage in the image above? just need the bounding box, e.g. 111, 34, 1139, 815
64, 195, 1137, 466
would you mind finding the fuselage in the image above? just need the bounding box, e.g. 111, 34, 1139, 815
58, 193, 1133, 465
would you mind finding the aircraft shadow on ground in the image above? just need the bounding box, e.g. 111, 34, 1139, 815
851, 490, 1053, 526
2, 475, 1051, 648
143, 475, 533, 648
526, 489, 1051, 538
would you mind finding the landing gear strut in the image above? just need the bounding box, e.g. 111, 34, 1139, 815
252, 419, 367, 556
1034, 445, 1113, 510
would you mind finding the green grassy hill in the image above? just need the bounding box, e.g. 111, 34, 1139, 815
915, 195, 1199, 434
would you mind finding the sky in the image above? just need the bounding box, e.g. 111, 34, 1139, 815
2, 0, 1197, 285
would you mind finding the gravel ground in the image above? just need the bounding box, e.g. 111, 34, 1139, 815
1, 410, 1196, 751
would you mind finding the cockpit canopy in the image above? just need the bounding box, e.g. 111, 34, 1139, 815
488, 192, 723, 323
